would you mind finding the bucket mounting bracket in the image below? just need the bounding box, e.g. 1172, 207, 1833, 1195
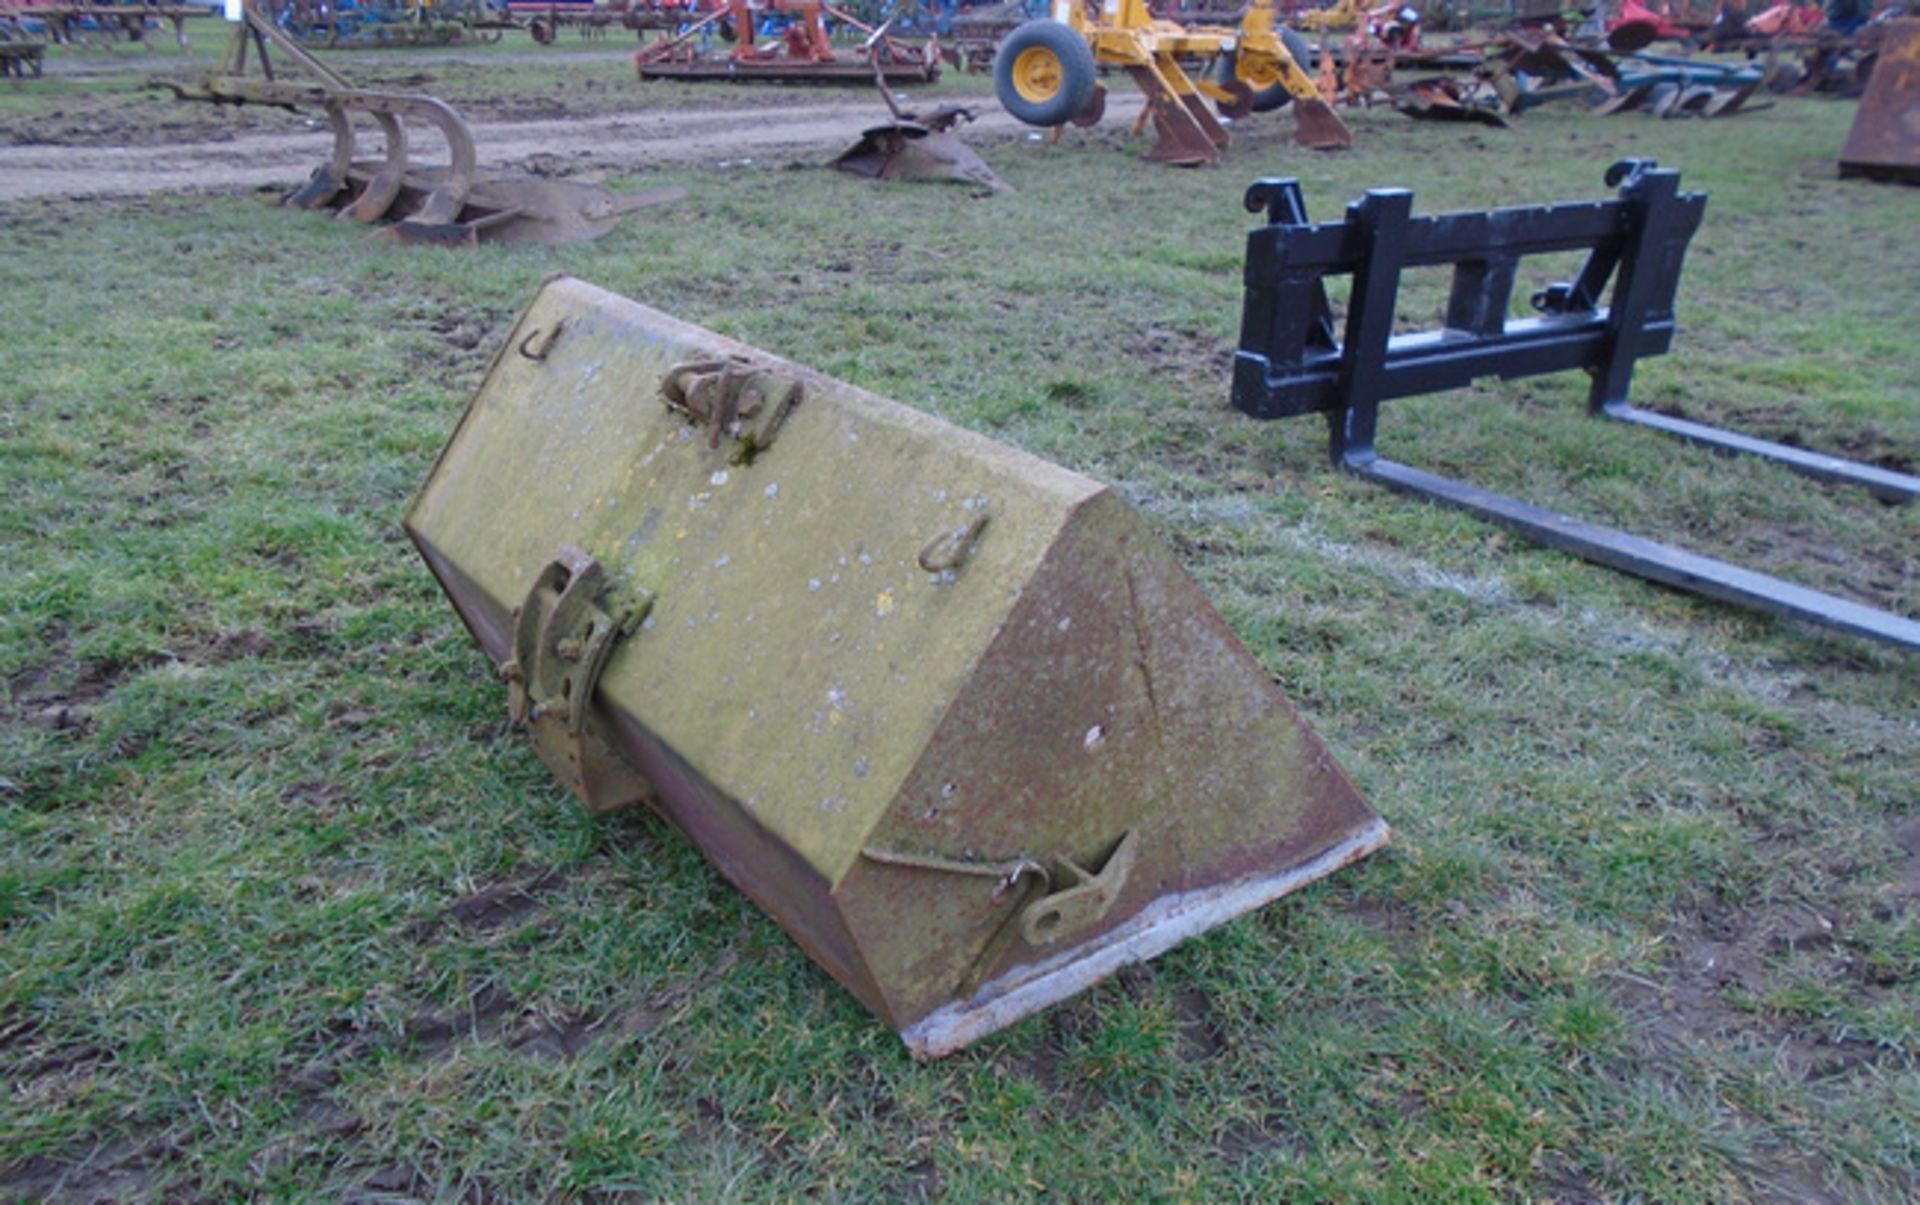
661, 358, 804, 461
503, 546, 656, 812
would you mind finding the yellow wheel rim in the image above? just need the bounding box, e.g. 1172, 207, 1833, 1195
1011, 46, 1064, 104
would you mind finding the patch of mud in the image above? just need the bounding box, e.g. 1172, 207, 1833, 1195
405, 867, 566, 941
0, 1013, 167, 1200
0, 94, 1146, 206
1615, 891, 1909, 1084
1890, 815, 1920, 904
181, 627, 276, 665
1217, 1114, 1310, 1163
1173, 986, 1227, 1063
0, 1010, 115, 1096
1124, 325, 1233, 388
7, 644, 161, 734
0, 1135, 185, 1203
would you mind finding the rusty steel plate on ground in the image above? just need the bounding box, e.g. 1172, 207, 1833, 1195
1839, 18, 1920, 182
405, 277, 1388, 1057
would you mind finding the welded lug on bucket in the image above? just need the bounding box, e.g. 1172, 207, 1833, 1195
1839, 18, 1920, 183
406, 275, 1389, 1057
660, 356, 805, 457
501, 546, 657, 813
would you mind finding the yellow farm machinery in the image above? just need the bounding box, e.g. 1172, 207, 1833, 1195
992, 0, 1349, 165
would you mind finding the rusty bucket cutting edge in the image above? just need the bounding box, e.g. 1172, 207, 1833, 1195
405, 276, 1388, 1057
899, 818, 1388, 1057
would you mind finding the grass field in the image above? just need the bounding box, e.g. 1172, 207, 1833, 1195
1, 46, 1916, 1200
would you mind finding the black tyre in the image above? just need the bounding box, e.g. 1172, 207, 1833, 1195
993, 19, 1098, 127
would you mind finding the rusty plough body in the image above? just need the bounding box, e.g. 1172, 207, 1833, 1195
831, 56, 1010, 193
171, 1, 679, 246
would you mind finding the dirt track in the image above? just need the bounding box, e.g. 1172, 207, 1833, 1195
0, 91, 1147, 204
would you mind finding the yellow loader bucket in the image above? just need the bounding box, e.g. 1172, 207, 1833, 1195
405, 277, 1388, 1057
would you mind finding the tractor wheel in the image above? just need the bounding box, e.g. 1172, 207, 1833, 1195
1223, 25, 1315, 113
994, 19, 1098, 127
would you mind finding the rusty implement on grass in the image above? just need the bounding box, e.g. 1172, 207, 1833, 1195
1839, 19, 1920, 183
406, 276, 1388, 1057
1395, 76, 1510, 126
632, 0, 939, 86
171, 1, 679, 245
831, 51, 1010, 193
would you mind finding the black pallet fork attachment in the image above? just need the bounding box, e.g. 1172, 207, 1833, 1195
1231, 160, 1918, 650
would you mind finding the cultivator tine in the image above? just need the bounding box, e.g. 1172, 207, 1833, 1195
1178, 93, 1232, 148
340, 109, 408, 223
1290, 97, 1353, 149
397, 95, 478, 227
1127, 64, 1226, 165
288, 102, 353, 210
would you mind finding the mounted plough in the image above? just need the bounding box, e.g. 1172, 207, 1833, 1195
1231, 161, 1919, 648
171, 0, 679, 246
992, 0, 1348, 166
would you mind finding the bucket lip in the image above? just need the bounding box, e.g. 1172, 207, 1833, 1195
897, 816, 1391, 1059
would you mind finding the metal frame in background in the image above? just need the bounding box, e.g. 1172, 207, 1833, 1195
1231, 160, 1918, 650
